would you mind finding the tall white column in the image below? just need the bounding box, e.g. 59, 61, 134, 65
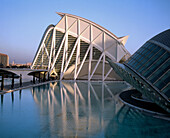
88, 25, 93, 81
102, 33, 105, 81
74, 19, 80, 80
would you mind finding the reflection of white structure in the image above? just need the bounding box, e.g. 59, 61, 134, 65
31, 12, 130, 80
31, 81, 129, 137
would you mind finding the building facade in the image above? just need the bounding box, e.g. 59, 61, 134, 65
0, 53, 9, 67
31, 12, 130, 80
109, 29, 170, 113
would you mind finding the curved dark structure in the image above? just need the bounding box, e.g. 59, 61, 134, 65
119, 89, 169, 115
108, 29, 170, 113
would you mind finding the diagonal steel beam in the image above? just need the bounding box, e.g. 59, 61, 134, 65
90, 52, 104, 80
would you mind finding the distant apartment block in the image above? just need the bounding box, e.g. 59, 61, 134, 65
0, 53, 9, 67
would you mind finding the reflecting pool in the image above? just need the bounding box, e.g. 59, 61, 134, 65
0, 81, 170, 137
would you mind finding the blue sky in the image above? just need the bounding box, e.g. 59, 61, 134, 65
0, 0, 170, 63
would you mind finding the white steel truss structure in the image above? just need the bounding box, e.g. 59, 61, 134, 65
31, 12, 130, 80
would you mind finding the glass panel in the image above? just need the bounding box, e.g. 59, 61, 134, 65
138, 52, 158, 74
163, 85, 170, 98
149, 53, 169, 75
137, 47, 145, 54
148, 44, 157, 51
154, 79, 164, 90
131, 59, 140, 69
140, 57, 148, 64
154, 72, 168, 91
159, 72, 170, 85
130, 59, 136, 66
147, 43, 155, 50
132, 53, 138, 59
127, 59, 133, 65
127, 58, 135, 66
136, 55, 144, 62
139, 48, 164, 75
136, 63, 143, 71
149, 61, 170, 84
147, 51, 156, 58
152, 45, 161, 53
143, 52, 169, 78
138, 66, 145, 73
135, 54, 142, 60
142, 48, 149, 55
144, 49, 151, 55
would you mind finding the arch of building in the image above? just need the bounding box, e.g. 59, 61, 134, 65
31, 12, 130, 80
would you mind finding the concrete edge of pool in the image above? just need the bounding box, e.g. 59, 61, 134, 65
0, 80, 128, 94
0, 80, 59, 94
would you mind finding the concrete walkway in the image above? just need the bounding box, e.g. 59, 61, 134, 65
0, 79, 57, 94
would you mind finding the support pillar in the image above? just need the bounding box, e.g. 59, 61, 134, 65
20, 74, 22, 86
11, 74, 14, 89
48, 72, 50, 80
33, 73, 35, 84
39, 72, 41, 83
1, 74, 4, 90
43, 72, 46, 82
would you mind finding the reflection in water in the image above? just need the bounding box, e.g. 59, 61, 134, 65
1, 94, 4, 112
11, 92, 14, 103
0, 81, 169, 137
31, 81, 129, 137
19, 90, 22, 100
1, 95, 3, 107
106, 105, 170, 137
31, 81, 170, 137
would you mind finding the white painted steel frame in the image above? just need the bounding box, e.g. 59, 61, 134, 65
31, 13, 130, 80
32, 26, 54, 68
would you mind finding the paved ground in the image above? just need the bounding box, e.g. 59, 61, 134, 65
0, 79, 56, 94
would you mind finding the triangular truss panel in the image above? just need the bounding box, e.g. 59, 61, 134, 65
80, 20, 89, 34
69, 20, 78, 36
31, 13, 131, 81
56, 16, 65, 32
93, 33, 103, 48
81, 26, 90, 42
67, 16, 76, 29
92, 26, 102, 41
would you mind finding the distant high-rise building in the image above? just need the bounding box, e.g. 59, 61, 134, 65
0, 53, 9, 67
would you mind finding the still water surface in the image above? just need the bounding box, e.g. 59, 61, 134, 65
0, 81, 169, 137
